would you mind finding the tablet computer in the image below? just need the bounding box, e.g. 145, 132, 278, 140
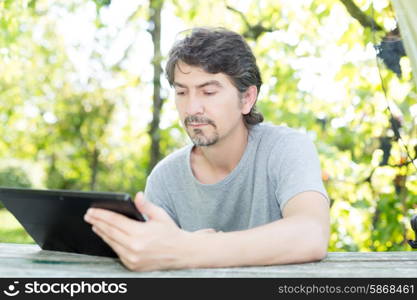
0, 187, 145, 258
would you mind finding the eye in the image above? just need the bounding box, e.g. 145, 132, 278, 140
176, 91, 185, 96
204, 91, 216, 96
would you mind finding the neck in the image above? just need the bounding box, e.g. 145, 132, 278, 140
193, 122, 249, 174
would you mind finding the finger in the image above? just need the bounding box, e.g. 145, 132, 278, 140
85, 208, 144, 236
93, 225, 144, 272
119, 256, 135, 271
89, 217, 132, 247
91, 225, 128, 258
134, 192, 176, 225
194, 228, 216, 234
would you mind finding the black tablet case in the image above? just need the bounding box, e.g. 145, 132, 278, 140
0, 187, 145, 258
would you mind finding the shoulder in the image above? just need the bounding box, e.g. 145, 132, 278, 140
252, 124, 320, 171
252, 123, 313, 150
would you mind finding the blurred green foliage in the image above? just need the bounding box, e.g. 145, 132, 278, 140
0, 0, 416, 251
0, 167, 32, 189
0, 210, 33, 243
0, 167, 32, 209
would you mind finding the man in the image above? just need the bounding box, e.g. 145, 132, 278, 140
84, 27, 330, 271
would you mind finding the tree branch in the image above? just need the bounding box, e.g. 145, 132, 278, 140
339, 0, 384, 31
225, 4, 275, 40
225, 5, 251, 29
148, 0, 164, 173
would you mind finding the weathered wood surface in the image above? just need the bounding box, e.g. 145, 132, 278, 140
1, 243, 417, 278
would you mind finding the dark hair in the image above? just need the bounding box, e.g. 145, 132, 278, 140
165, 27, 264, 126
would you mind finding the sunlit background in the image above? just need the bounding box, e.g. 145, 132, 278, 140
0, 0, 416, 251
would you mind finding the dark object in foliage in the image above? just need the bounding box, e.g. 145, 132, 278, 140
408, 215, 417, 249
375, 29, 406, 78
378, 136, 392, 166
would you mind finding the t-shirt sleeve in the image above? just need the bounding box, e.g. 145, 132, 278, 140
144, 168, 180, 226
268, 132, 329, 211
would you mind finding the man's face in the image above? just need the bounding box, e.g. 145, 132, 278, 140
173, 61, 246, 147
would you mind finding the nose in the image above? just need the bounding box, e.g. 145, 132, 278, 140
185, 93, 204, 115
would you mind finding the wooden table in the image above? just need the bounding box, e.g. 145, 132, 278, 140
1, 243, 417, 278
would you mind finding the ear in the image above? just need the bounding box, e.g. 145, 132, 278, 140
241, 85, 258, 115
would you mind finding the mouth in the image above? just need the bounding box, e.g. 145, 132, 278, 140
188, 123, 209, 127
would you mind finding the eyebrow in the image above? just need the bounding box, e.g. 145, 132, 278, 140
173, 80, 223, 89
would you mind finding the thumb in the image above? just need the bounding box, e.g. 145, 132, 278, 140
135, 192, 176, 225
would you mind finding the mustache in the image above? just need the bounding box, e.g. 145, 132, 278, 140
184, 115, 216, 128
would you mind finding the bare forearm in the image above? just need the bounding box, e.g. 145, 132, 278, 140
182, 216, 329, 269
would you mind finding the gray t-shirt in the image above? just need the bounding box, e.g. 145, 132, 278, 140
144, 123, 328, 232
